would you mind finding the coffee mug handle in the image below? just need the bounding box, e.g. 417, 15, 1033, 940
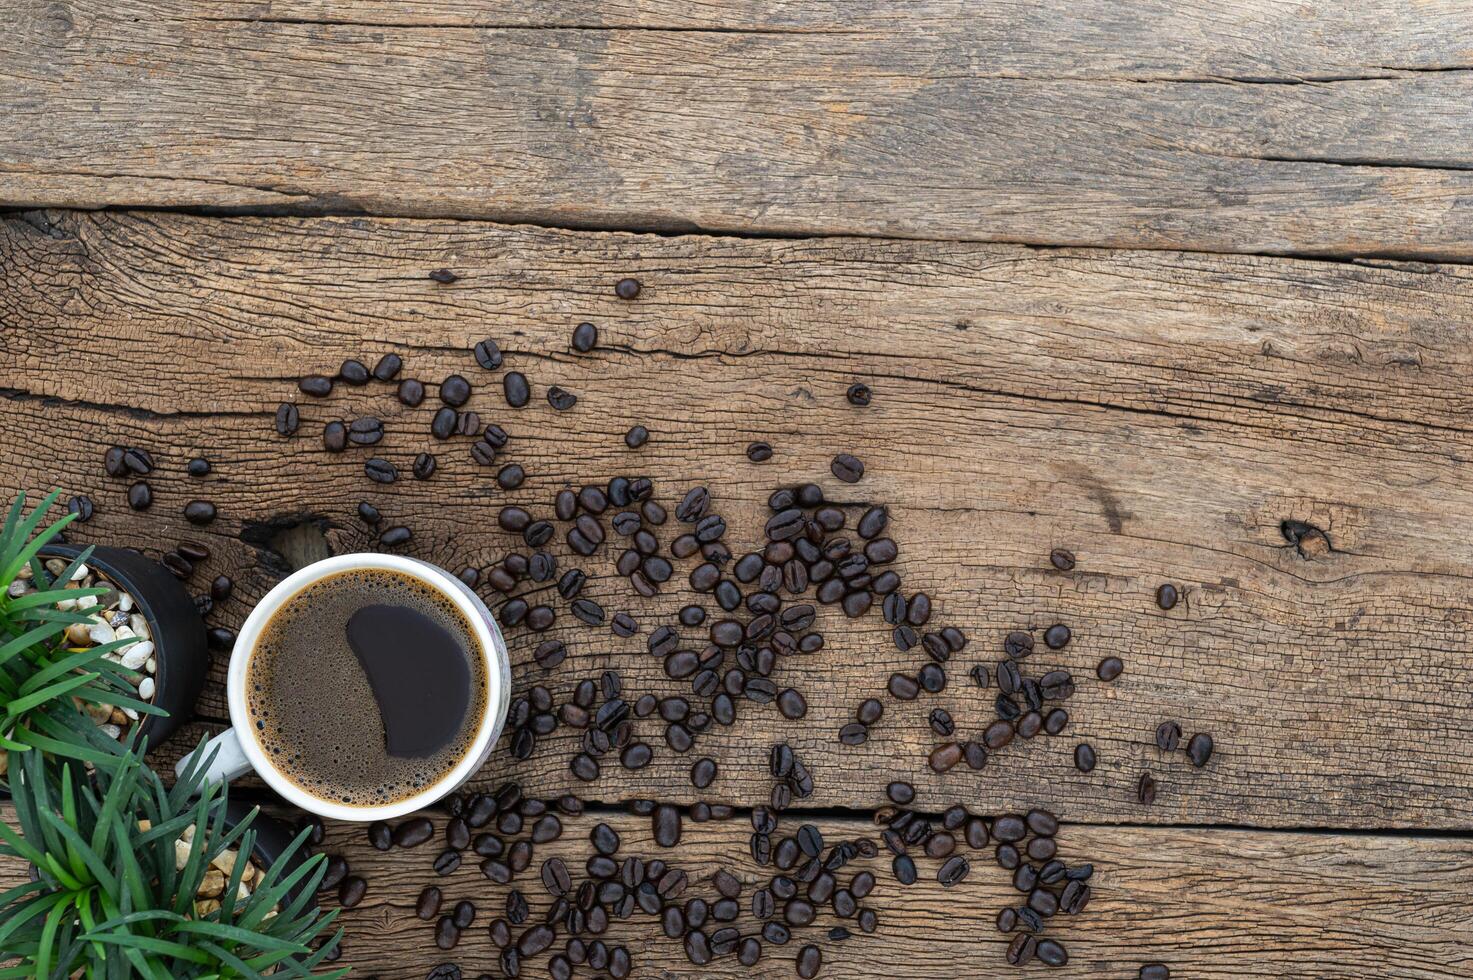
176, 728, 254, 788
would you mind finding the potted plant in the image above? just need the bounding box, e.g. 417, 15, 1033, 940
0, 740, 347, 978
1, 491, 165, 788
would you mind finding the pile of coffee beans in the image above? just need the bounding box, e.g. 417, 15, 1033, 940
72, 278, 1218, 978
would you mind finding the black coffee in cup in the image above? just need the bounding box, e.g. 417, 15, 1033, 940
245, 568, 488, 806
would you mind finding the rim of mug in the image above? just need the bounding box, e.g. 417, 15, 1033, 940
227, 553, 505, 821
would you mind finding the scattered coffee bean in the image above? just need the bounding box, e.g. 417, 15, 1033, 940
1156, 583, 1179, 609
548, 386, 578, 411
441, 375, 471, 407
625, 425, 649, 449
1097, 656, 1123, 681
338, 876, 367, 908
1137, 771, 1158, 805
1043, 623, 1071, 649
1049, 548, 1075, 570
1187, 732, 1214, 767
474, 339, 503, 370
1140, 965, 1171, 980
186, 456, 211, 477
338, 359, 370, 386
614, 278, 641, 299
830, 453, 864, 483
299, 375, 333, 397
504, 372, 530, 407
845, 382, 871, 406
127, 482, 153, 511
183, 500, 217, 525
747, 442, 773, 462
274, 403, 299, 436
1155, 720, 1182, 752
365, 458, 397, 484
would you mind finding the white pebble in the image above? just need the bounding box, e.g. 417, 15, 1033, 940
118, 592, 134, 612
76, 594, 97, 610
114, 625, 135, 641
121, 706, 138, 721
87, 622, 115, 645
120, 641, 153, 670
70, 563, 89, 582
6, 580, 26, 598
55, 597, 77, 612
145, 657, 156, 673
137, 677, 155, 699
130, 615, 151, 640
100, 723, 122, 740
175, 838, 192, 870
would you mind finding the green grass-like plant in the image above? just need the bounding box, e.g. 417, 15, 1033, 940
0, 490, 163, 786
0, 741, 347, 978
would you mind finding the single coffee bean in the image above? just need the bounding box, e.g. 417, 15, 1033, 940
1007, 934, 1036, 966
274, 403, 300, 436
364, 458, 397, 484
412, 452, 438, 481
1097, 656, 1124, 681
569, 321, 598, 352
126, 482, 153, 511
937, 855, 970, 887
434, 849, 462, 875
1156, 720, 1182, 752
474, 338, 503, 370
338, 875, 367, 907
338, 359, 370, 385
845, 382, 871, 406
416, 885, 442, 919
367, 822, 392, 850
367, 353, 401, 382
503, 372, 530, 407
747, 441, 773, 462
777, 688, 807, 719
830, 453, 864, 483
797, 944, 822, 978
887, 673, 919, 700
440, 374, 471, 407
299, 374, 334, 397
1044, 623, 1071, 648
1074, 742, 1098, 772
185, 456, 211, 477
1049, 548, 1076, 570
614, 277, 641, 299
1187, 732, 1214, 767
1157, 582, 1180, 609
380, 525, 411, 547
1140, 965, 1171, 980
691, 757, 717, 788
1137, 771, 1158, 805
393, 817, 434, 848
548, 386, 578, 411
623, 424, 649, 449
1035, 938, 1068, 966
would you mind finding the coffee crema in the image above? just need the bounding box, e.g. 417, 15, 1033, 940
245, 568, 487, 807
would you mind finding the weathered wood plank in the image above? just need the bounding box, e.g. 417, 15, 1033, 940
3, 211, 1473, 828
3, 805, 1469, 978
6, 2, 1473, 256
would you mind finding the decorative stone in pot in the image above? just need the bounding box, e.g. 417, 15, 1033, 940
36, 543, 209, 750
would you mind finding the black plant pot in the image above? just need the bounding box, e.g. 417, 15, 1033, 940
39, 543, 209, 752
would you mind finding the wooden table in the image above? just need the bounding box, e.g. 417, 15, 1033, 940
4, 2, 1473, 976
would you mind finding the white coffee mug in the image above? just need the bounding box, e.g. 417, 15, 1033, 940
177, 553, 511, 821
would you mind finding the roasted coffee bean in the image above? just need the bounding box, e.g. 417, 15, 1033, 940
405, 452, 436, 481
1156, 582, 1180, 609
837, 722, 868, 746
842, 590, 872, 618
62, 495, 93, 523
501, 371, 530, 407
434, 849, 462, 875
746, 441, 773, 463
471, 338, 504, 370
299, 374, 334, 398
380, 525, 411, 547
161, 552, 194, 580
338, 359, 370, 385
104, 446, 129, 476
436, 374, 470, 407
886, 781, 915, 805
1137, 771, 1158, 805
364, 458, 397, 484
936, 855, 970, 887
1091, 655, 1123, 683
338, 876, 367, 907
929, 741, 963, 773
845, 381, 872, 407
1155, 720, 1183, 752
493, 463, 524, 489
892, 854, 918, 885
1007, 934, 1036, 966
830, 453, 864, 483
1044, 623, 1071, 649
797, 944, 822, 978
690, 757, 717, 789
775, 687, 807, 719
652, 805, 682, 847
613, 277, 642, 299
123, 479, 156, 511
547, 386, 577, 411
428, 406, 458, 440
322, 420, 348, 453
1187, 732, 1214, 767
1140, 964, 1171, 980
367, 353, 402, 382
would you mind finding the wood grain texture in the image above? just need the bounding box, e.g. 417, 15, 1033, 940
3, 210, 1472, 829
6, 1, 1473, 257
3, 804, 1470, 978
